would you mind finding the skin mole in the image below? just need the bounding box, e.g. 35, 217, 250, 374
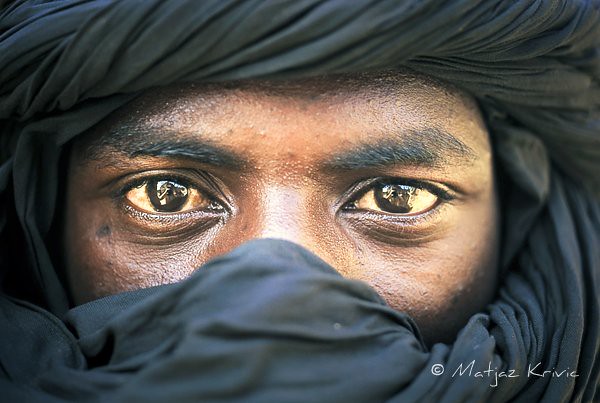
96, 225, 111, 238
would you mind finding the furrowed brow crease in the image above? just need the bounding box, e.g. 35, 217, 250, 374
326, 128, 476, 170
83, 127, 245, 169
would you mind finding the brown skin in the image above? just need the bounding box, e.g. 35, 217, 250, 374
62, 72, 499, 344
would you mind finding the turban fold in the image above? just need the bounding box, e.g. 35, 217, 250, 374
0, 0, 598, 401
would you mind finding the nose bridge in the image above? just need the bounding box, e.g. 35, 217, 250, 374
257, 185, 307, 243
241, 183, 360, 280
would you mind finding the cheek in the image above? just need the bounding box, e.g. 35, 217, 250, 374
350, 207, 499, 344
365, 241, 497, 340
63, 206, 219, 304
65, 191, 283, 304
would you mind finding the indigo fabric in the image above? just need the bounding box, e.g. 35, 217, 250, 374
0, 1, 598, 401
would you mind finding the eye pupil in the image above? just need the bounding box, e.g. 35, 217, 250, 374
148, 179, 189, 212
375, 183, 416, 213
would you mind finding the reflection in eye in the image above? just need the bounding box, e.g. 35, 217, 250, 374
125, 178, 221, 213
351, 182, 439, 215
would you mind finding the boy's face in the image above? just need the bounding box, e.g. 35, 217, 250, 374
62, 73, 499, 343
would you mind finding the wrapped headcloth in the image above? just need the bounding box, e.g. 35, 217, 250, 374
0, 1, 598, 401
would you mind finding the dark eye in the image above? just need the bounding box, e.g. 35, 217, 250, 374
349, 181, 439, 215
147, 179, 189, 212
125, 178, 221, 213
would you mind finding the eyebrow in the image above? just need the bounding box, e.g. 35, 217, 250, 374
325, 128, 476, 170
85, 125, 475, 171
84, 126, 245, 169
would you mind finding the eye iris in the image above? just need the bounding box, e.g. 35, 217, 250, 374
375, 183, 416, 213
147, 179, 189, 212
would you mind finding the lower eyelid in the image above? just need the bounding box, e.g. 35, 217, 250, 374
119, 203, 226, 238
338, 200, 451, 242
122, 203, 214, 224
343, 205, 443, 224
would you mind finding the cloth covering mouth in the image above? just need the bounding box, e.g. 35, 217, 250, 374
0, 0, 599, 401
0, 229, 595, 402
2, 239, 501, 402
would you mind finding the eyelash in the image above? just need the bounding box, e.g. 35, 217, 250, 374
113, 170, 227, 216
344, 177, 455, 204
341, 177, 456, 218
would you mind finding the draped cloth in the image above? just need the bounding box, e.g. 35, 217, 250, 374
0, 0, 599, 401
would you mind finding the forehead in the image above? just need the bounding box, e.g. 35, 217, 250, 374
134, 72, 478, 123
81, 71, 489, 158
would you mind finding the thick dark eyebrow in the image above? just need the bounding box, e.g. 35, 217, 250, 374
83, 126, 245, 169
325, 128, 476, 170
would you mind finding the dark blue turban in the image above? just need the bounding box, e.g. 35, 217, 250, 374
0, 1, 598, 401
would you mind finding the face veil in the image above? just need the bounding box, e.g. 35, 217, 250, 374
0, 1, 599, 402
